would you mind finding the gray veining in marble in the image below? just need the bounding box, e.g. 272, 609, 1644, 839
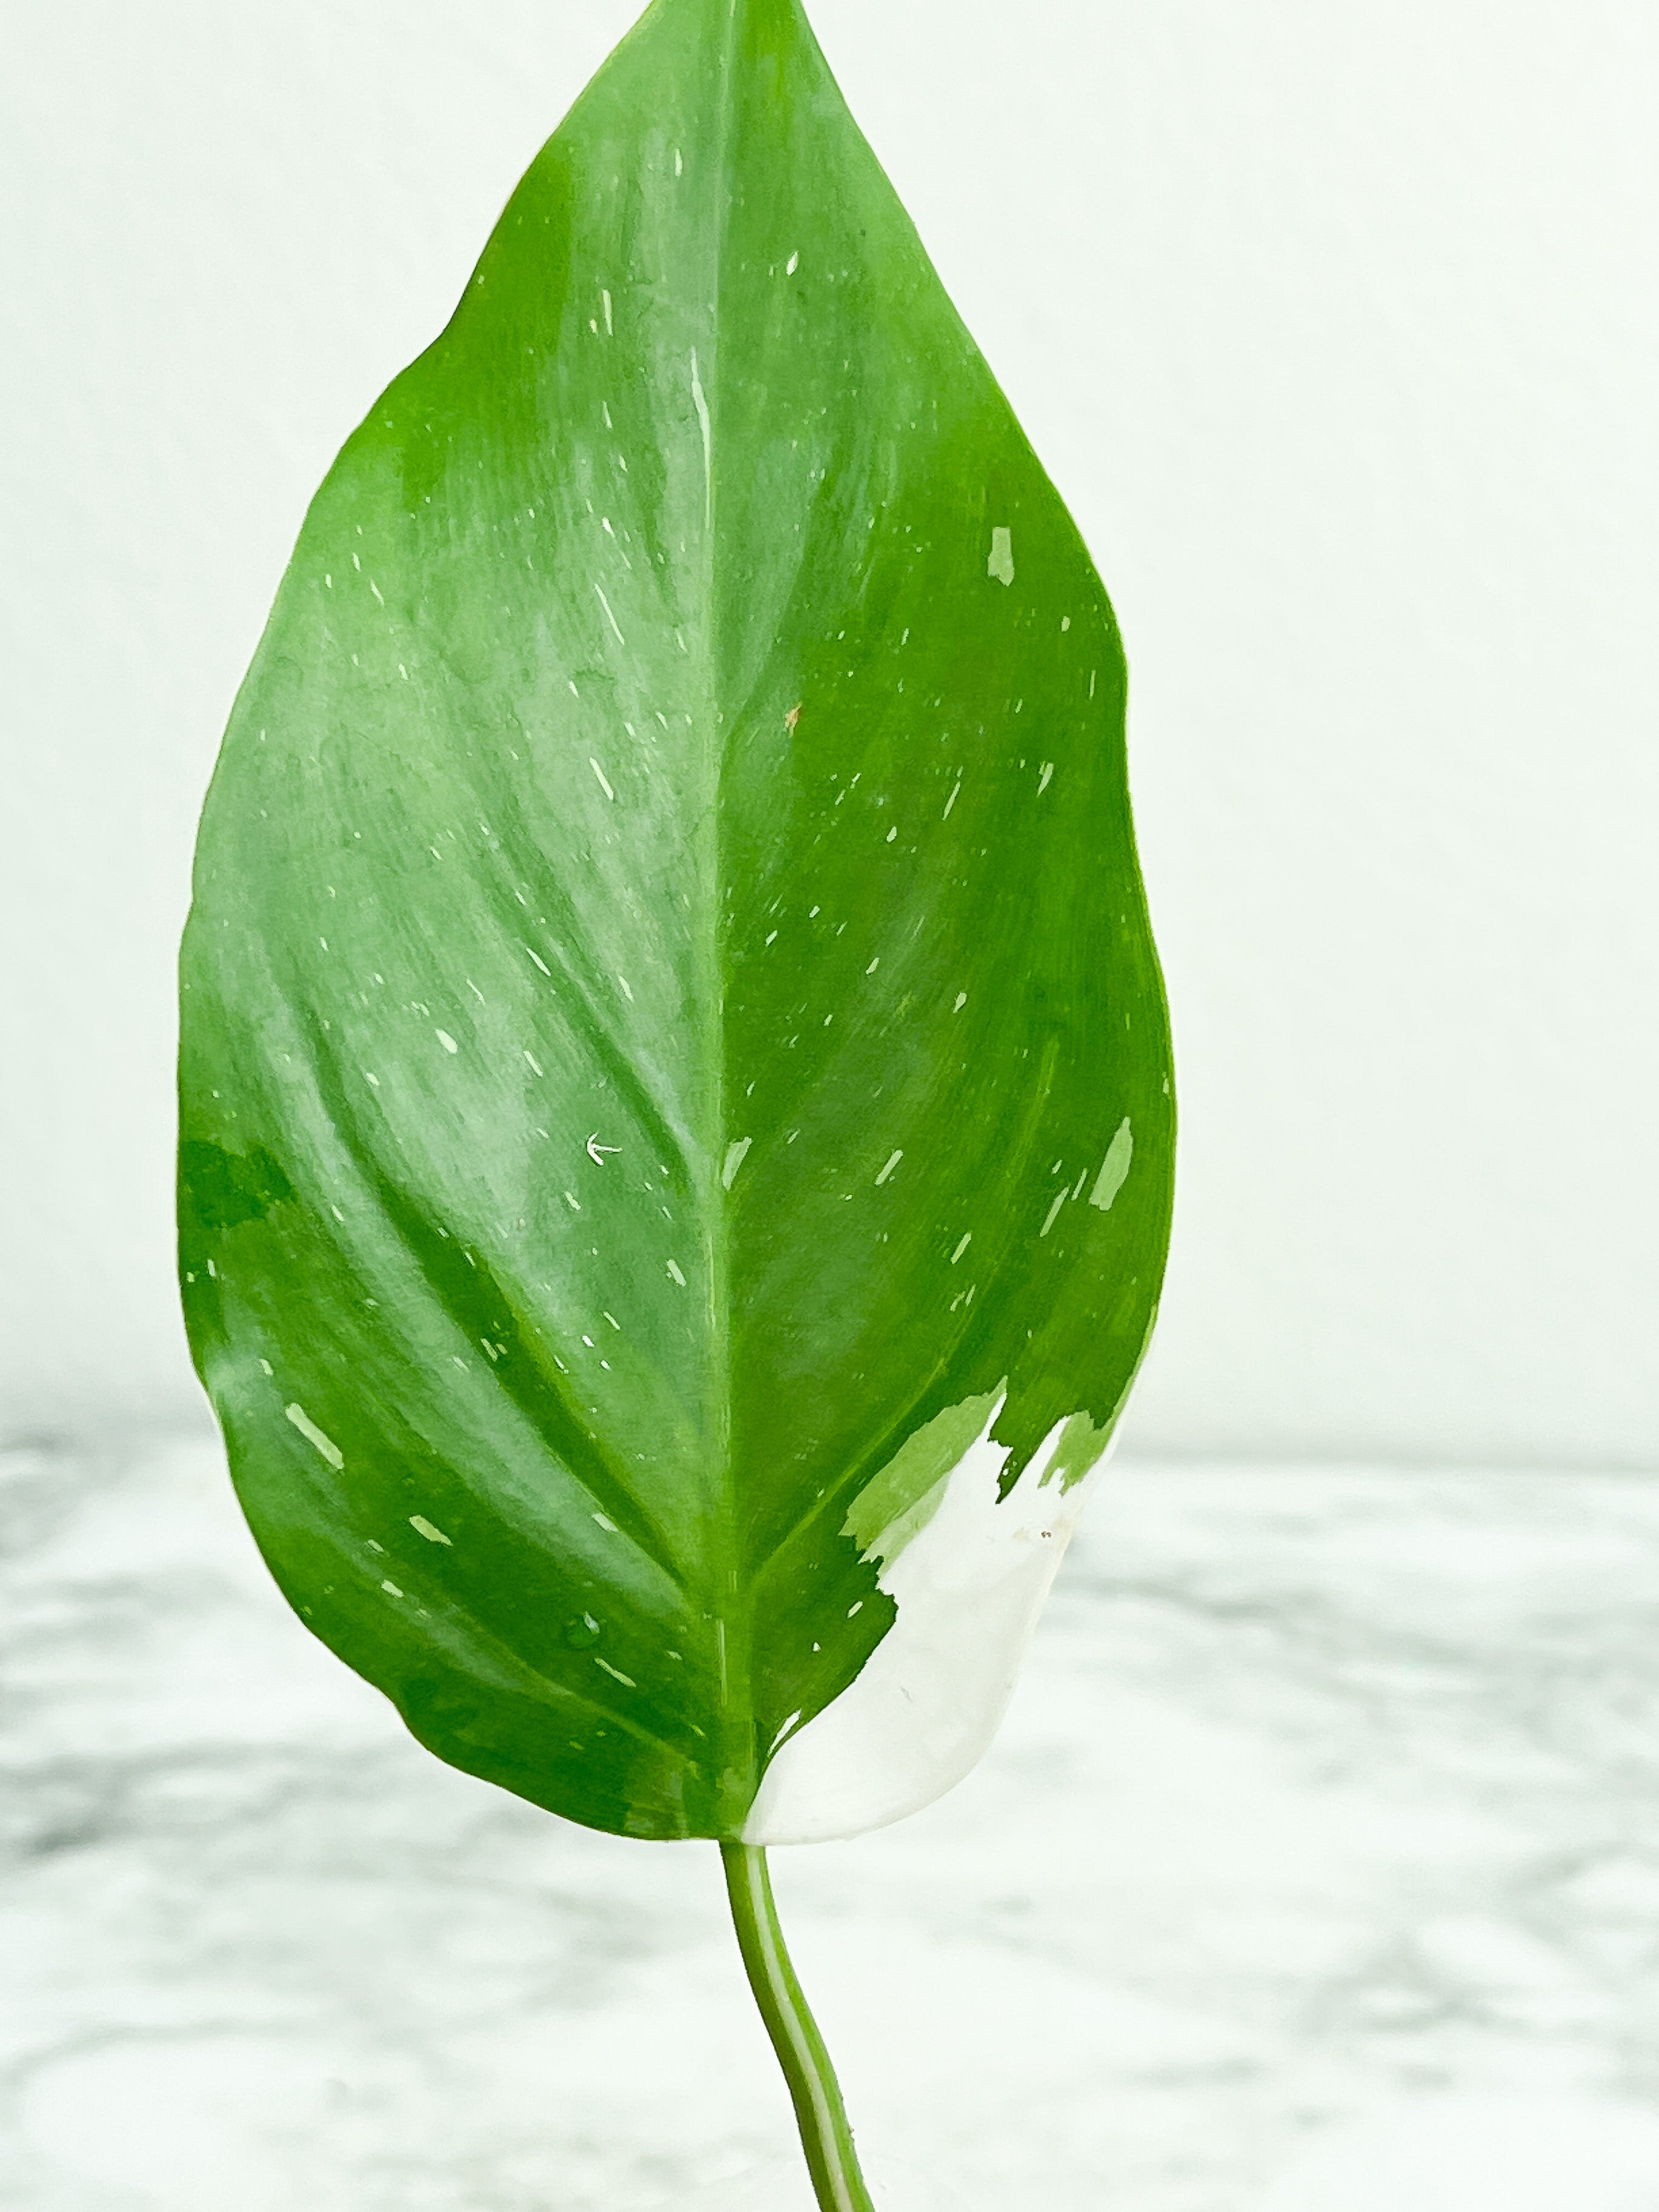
4, 1437, 1658, 2210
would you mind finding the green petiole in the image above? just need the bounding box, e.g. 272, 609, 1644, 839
720, 1842, 877, 2212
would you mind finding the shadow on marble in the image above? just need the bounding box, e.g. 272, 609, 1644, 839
636, 2153, 972, 2210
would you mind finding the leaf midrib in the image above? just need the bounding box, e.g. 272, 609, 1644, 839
697, 0, 748, 1789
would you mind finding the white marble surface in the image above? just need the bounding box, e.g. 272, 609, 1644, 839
5, 1436, 1659, 2211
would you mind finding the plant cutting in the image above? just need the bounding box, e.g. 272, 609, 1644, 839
177, 0, 1174, 2204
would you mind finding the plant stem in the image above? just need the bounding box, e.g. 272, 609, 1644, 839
720, 1841, 877, 2212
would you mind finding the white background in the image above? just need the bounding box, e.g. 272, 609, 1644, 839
2, 0, 1654, 1466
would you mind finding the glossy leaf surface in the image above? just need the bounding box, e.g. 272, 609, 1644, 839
179, 0, 1174, 1843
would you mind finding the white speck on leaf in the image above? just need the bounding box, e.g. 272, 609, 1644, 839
1090, 1118, 1134, 1211
436, 1030, 457, 1054
722, 1137, 753, 1189
876, 1150, 903, 1186
951, 1234, 972, 1264
667, 1258, 687, 1286
1038, 763, 1054, 794
988, 527, 1015, 586
587, 1134, 621, 1165
690, 350, 712, 526
589, 757, 616, 800
410, 1516, 452, 1546
1041, 1189, 1068, 1237
593, 1512, 619, 1533
593, 585, 625, 646
786, 250, 800, 275
286, 1405, 343, 1469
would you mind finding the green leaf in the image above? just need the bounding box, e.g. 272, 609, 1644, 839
178, 0, 1174, 1846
